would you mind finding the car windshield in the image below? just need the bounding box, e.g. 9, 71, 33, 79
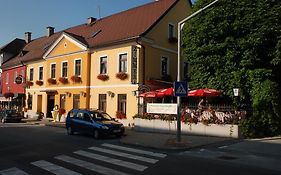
90, 112, 112, 121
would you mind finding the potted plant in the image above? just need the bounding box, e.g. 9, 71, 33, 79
59, 77, 68, 84
116, 72, 128, 80
26, 81, 34, 86
35, 80, 43, 86
47, 78, 56, 84
97, 74, 109, 81
71, 75, 81, 83
116, 111, 126, 119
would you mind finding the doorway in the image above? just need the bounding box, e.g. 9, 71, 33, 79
37, 95, 42, 112
47, 95, 55, 118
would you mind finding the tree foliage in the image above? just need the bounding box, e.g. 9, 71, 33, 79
183, 0, 281, 137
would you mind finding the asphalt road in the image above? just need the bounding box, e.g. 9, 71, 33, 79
0, 123, 280, 175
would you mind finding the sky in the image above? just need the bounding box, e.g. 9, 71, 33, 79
0, 0, 156, 47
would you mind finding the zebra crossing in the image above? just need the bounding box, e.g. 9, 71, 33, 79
0, 143, 167, 175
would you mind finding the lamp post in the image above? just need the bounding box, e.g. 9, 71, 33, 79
176, 0, 220, 143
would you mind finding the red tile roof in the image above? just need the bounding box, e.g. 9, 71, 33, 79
2, 0, 178, 69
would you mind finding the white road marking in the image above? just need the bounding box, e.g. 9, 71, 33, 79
55, 155, 129, 175
89, 146, 158, 164
218, 146, 228, 149
31, 160, 81, 175
102, 143, 167, 158
74, 150, 147, 171
0, 167, 29, 175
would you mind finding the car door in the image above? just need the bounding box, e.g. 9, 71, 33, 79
82, 113, 93, 134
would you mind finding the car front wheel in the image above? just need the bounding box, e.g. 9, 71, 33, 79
67, 127, 74, 135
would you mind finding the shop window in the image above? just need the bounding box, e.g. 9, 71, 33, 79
73, 94, 80, 109
98, 94, 107, 112
117, 94, 127, 115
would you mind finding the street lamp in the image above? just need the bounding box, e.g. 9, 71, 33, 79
176, 0, 220, 143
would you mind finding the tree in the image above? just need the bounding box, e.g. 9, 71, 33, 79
182, 0, 281, 137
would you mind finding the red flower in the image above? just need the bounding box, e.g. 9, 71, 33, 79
35, 80, 43, 86
59, 77, 68, 84
71, 75, 81, 83
116, 72, 128, 80
97, 74, 109, 81
116, 111, 126, 119
47, 78, 57, 84
26, 81, 34, 86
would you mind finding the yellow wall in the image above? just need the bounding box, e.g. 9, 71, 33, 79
48, 37, 84, 57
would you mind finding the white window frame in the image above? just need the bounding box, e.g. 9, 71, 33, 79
50, 63, 56, 79
6, 73, 9, 84
99, 55, 108, 74
14, 71, 18, 84
160, 56, 169, 76
74, 58, 82, 77
38, 66, 43, 80
117, 52, 128, 73
168, 23, 175, 39
61, 61, 68, 78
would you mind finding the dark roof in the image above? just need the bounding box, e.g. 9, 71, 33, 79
0, 38, 25, 54
2, 0, 179, 70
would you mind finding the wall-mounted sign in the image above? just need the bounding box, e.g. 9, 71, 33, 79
15, 76, 23, 84
131, 45, 138, 84
147, 103, 177, 114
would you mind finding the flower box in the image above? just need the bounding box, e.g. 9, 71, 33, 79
97, 74, 109, 81
116, 72, 128, 80
4, 92, 14, 98
47, 78, 57, 84
59, 77, 68, 84
35, 80, 43, 86
116, 111, 126, 119
71, 75, 81, 83
26, 81, 34, 86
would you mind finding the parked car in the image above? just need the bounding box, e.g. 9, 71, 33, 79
65, 109, 125, 139
0, 109, 23, 123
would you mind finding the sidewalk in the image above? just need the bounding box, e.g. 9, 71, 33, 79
23, 118, 237, 150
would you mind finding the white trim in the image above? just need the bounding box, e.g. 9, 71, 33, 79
43, 32, 87, 59
50, 62, 56, 79
61, 60, 68, 78
38, 66, 44, 80
74, 58, 82, 76
117, 52, 128, 73
45, 50, 89, 60
99, 55, 108, 74
5, 73, 9, 84
151, 44, 177, 54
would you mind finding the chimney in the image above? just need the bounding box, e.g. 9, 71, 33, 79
87, 17, 96, 25
25, 32, 32, 43
47, 26, 55, 37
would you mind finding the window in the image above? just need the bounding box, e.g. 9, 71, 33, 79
119, 53, 127, 72
14, 71, 18, 83
20, 70, 25, 76
51, 64, 56, 78
29, 68, 34, 81
73, 94, 80, 109
60, 94, 66, 109
62, 62, 68, 77
118, 94, 127, 115
39, 67, 43, 80
6, 73, 9, 84
161, 57, 168, 76
100, 56, 107, 74
168, 23, 175, 38
74, 59, 81, 76
98, 94, 107, 112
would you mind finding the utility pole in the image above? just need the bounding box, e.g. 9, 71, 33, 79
176, 0, 220, 143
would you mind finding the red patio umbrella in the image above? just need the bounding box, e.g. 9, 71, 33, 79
139, 91, 162, 98
188, 88, 221, 97
156, 87, 174, 97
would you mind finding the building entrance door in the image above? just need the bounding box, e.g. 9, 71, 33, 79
47, 95, 55, 118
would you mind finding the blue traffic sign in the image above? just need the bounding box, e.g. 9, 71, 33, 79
174, 81, 188, 97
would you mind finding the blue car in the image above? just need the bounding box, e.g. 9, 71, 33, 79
65, 109, 125, 139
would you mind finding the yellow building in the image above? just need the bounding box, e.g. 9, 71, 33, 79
13, 0, 191, 120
